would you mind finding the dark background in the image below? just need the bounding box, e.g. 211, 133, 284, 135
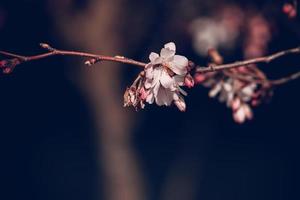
0, 0, 299, 200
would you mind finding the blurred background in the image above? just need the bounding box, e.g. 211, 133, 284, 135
0, 0, 299, 200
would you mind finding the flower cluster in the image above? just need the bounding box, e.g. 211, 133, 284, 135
195, 67, 273, 123
124, 42, 192, 111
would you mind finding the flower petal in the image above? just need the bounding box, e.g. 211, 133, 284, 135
168, 55, 188, 75
160, 48, 175, 60
152, 57, 163, 65
160, 70, 175, 88
173, 75, 185, 86
146, 92, 154, 104
152, 81, 161, 97
145, 65, 154, 79
164, 42, 176, 51
233, 107, 246, 124
174, 98, 186, 112
149, 52, 159, 63
209, 83, 222, 98
144, 79, 153, 89
155, 87, 173, 106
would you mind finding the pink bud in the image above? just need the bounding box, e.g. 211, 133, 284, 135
193, 73, 206, 84
184, 74, 194, 88
0, 58, 21, 74
139, 87, 148, 100
231, 98, 241, 111
283, 3, 297, 18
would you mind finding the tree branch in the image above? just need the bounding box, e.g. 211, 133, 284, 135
0, 43, 147, 69
1, 43, 300, 86
196, 46, 300, 73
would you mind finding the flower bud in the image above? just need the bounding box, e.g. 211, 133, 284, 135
123, 87, 137, 107
283, 3, 297, 18
184, 74, 195, 88
193, 73, 206, 84
139, 87, 148, 100
0, 58, 21, 74
187, 61, 195, 71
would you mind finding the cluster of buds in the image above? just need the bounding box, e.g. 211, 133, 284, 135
283, 2, 298, 19
195, 66, 273, 123
0, 58, 21, 74
123, 73, 148, 110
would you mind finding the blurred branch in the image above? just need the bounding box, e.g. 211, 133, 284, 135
196, 46, 300, 73
270, 71, 300, 85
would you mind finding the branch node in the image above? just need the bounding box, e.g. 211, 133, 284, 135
85, 58, 101, 66
40, 43, 56, 52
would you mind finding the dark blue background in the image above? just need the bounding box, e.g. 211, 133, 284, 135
0, 0, 299, 200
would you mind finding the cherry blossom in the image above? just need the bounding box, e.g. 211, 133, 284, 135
123, 42, 190, 111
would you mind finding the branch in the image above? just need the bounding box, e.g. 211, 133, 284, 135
270, 71, 300, 85
0, 43, 300, 86
196, 46, 300, 73
0, 43, 146, 73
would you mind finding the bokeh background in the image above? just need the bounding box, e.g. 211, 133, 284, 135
0, 0, 299, 200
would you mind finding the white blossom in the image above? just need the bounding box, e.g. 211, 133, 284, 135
233, 103, 253, 124
204, 76, 258, 123
144, 42, 189, 111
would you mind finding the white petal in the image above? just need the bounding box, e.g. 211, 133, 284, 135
209, 83, 222, 98
223, 82, 232, 92
160, 71, 175, 88
152, 81, 160, 97
145, 65, 154, 79
151, 67, 163, 85
178, 87, 187, 96
160, 48, 175, 60
144, 79, 153, 89
233, 107, 246, 124
146, 92, 154, 104
226, 91, 234, 107
155, 87, 173, 106
243, 104, 253, 120
164, 42, 176, 51
173, 55, 188, 68
173, 75, 185, 86
241, 85, 255, 96
152, 57, 163, 65
174, 98, 186, 112
168, 55, 188, 75
149, 52, 159, 63
173, 93, 179, 101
